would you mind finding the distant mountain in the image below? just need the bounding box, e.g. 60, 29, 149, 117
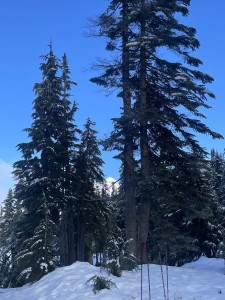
95, 177, 120, 196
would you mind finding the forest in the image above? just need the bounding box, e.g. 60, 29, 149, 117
0, 0, 225, 288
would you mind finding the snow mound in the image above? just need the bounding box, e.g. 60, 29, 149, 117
0, 258, 225, 299
183, 256, 225, 274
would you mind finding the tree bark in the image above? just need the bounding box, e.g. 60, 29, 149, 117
60, 205, 76, 266
137, 0, 150, 262
67, 208, 76, 264
122, 0, 137, 257
60, 211, 69, 266
76, 217, 85, 261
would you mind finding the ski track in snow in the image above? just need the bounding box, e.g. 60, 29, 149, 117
0, 257, 225, 299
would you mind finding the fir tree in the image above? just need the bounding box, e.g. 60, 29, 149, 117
210, 150, 225, 206
75, 118, 105, 262
0, 189, 19, 287
210, 150, 225, 258
13, 45, 79, 284
91, 0, 223, 261
59, 53, 80, 266
14, 197, 58, 285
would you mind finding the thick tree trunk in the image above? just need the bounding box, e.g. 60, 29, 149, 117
122, 0, 137, 257
60, 206, 76, 266
60, 211, 69, 266
137, 0, 150, 263
67, 208, 76, 264
76, 218, 85, 261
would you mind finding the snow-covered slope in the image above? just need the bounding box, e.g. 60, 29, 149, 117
1, 257, 225, 299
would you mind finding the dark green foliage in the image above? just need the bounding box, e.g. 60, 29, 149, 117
0, 189, 22, 287
77, 118, 104, 185
118, 240, 139, 271
105, 260, 122, 277
74, 118, 106, 262
102, 193, 138, 273
6, 46, 109, 285
1, 0, 224, 288
14, 203, 58, 285
58, 53, 80, 267
100, 198, 124, 276
90, 181, 127, 273
92, 0, 223, 263
210, 150, 225, 259
145, 155, 223, 265
87, 275, 117, 294
211, 150, 225, 207
12, 45, 80, 285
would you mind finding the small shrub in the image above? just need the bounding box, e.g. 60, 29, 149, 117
120, 252, 139, 271
119, 239, 139, 271
86, 275, 117, 294
104, 259, 122, 277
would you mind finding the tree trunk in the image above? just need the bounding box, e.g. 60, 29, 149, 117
122, 0, 137, 257
137, 0, 150, 263
60, 211, 69, 266
60, 206, 76, 266
76, 212, 85, 261
67, 208, 76, 264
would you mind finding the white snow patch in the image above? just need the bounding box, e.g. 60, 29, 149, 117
177, 4, 187, 9
175, 76, 187, 81
0, 258, 225, 299
95, 177, 120, 196
171, 92, 184, 97
126, 42, 140, 47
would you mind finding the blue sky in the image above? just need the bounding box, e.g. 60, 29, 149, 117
0, 1, 225, 202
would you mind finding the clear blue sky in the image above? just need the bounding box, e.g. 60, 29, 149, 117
0, 1, 225, 201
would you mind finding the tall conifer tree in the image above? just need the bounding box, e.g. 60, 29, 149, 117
75, 118, 105, 261
91, 0, 223, 261
59, 53, 80, 266
13, 45, 79, 284
0, 189, 19, 287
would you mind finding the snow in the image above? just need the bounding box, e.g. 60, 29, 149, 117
126, 42, 140, 47
1, 257, 225, 299
177, 4, 187, 9
171, 92, 184, 97
95, 177, 120, 196
130, 11, 138, 16
175, 76, 188, 81
29, 177, 48, 185
105, 176, 120, 195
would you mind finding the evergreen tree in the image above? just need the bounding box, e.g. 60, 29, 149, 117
14, 198, 58, 285
91, 0, 139, 257
210, 150, 225, 258
91, 0, 223, 261
0, 189, 19, 287
151, 156, 222, 265
75, 118, 105, 262
210, 150, 225, 206
59, 53, 80, 266
13, 45, 79, 285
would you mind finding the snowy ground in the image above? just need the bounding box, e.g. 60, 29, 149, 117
0, 257, 225, 299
